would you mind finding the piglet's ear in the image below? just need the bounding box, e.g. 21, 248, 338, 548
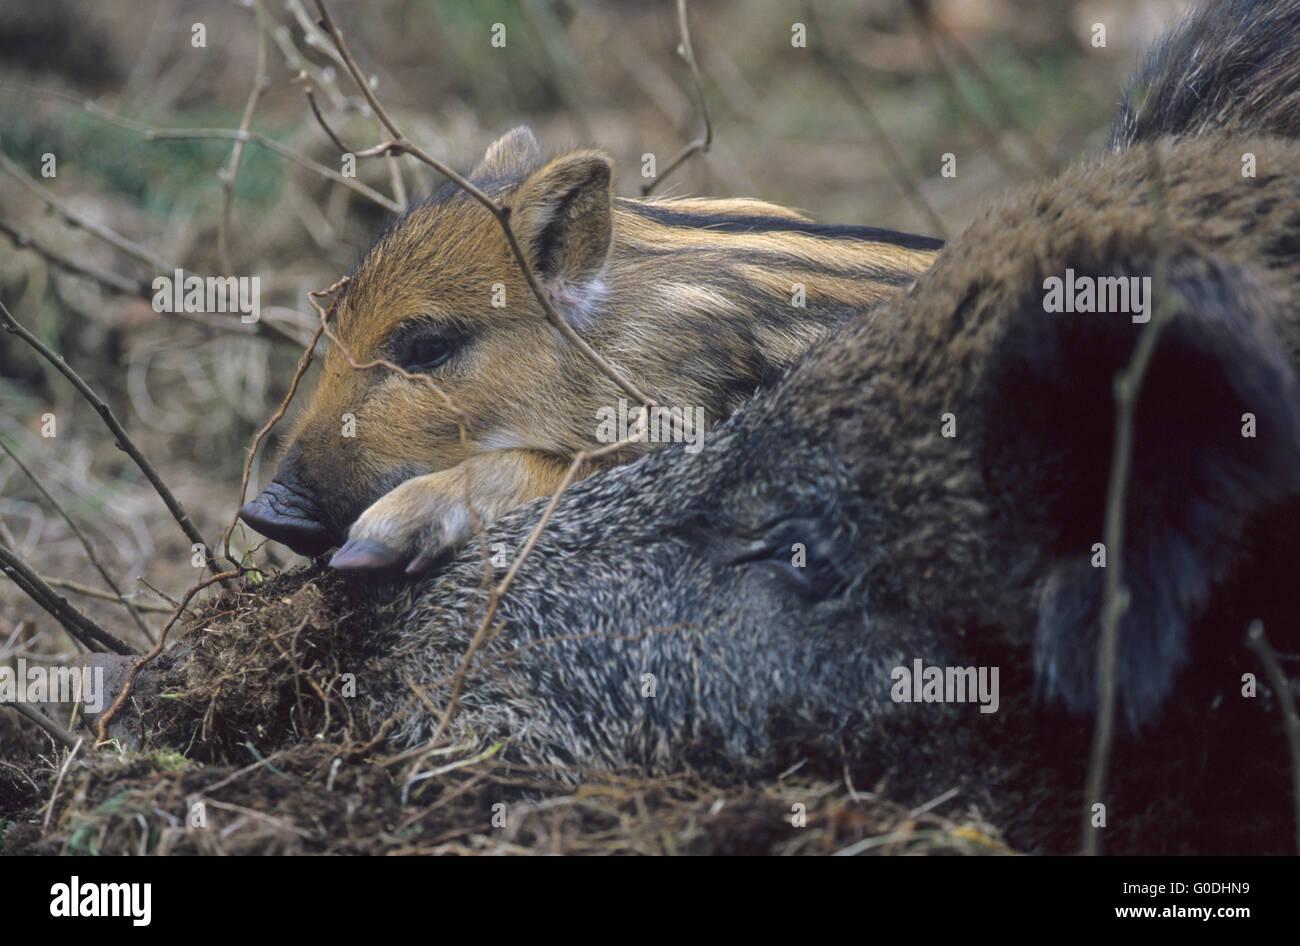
507, 151, 614, 291
471, 126, 543, 181
981, 254, 1300, 728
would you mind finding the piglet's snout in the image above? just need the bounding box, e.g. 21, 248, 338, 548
239, 448, 337, 556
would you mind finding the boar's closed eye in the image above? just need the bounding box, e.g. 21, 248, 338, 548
720, 516, 849, 602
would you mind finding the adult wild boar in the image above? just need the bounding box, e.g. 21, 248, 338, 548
337, 0, 1300, 850
238, 132, 940, 572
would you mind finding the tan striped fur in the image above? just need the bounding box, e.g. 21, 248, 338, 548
240, 126, 940, 571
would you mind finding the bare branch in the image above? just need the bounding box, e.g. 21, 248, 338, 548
0, 437, 156, 641
0, 152, 171, 271
219, 0, 270, 273
0, 220, 147, 297
37, 576, 173, 614
0, 83, 404, 213
385, 153, 408, 211
297, 72, 351, 154
0, 298, 224, 580
0, 542, 133, 654
310, 2, 404, 141
802, 2, 948, 240
5, 702, 78, 751
1245, 620, 1300, 855
270, 1, 349, 110
135, 576, 181, 610
642, 0, 715, 196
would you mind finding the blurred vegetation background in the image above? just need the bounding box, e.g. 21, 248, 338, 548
0, 0, 1191, 652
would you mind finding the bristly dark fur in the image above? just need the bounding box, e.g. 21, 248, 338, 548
1111, 0, 1300, 147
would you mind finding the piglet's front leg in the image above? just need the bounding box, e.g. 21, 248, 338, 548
329, 449, 573, 574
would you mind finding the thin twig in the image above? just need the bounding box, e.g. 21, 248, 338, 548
219, 0, 269, 273
911, 3, 1056, 176
0, 152, 171, 271
135, 576, 180, 609
290, 0, 354, 74
0, 82, 401, 213
44, 737, 83, 831
642, 0, 714, 196
0, 220, 147, 296
295, 70, 406, 209
0, 542, 133, 654
0, 437, 156, 641
298, 74, 351, 153
310, 2, 404, 140
1081, 152, 1177, 855
37, 575, 173, 613
269, 1, 350, 110
220, 280, 338, 569
803, 2, 948, 240
95, 569, 240, 744
1245, 620, 1300, 855
424, 407, 650, 754
385, 154, 408, 212
0, 219, 307, 348
0, 298, 223, 579
5, 702, 79, 751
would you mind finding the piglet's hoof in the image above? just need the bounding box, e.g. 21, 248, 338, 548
329, 538, 405, 571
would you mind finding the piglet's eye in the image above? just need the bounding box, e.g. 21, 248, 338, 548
404, 334, 455, 371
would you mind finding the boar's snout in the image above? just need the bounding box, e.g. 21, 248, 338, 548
239, 447, 337, 556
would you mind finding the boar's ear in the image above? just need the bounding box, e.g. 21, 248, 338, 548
981, 253, 1300, 729
508, 150, 614, 290
470, 126, 543, 181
